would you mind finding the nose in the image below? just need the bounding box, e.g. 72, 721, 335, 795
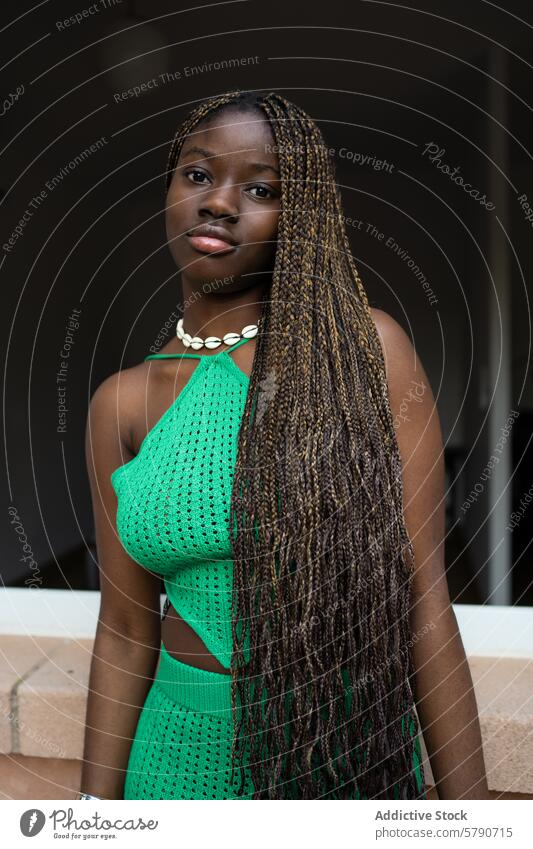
197, 181, 239, 222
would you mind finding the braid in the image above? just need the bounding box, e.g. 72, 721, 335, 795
164, 89, 425, 799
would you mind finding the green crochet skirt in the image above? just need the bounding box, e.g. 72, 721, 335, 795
123, 642, 426, 800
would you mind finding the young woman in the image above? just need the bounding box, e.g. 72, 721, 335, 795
80, 90, 490, 800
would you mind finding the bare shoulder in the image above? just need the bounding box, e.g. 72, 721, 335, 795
368, 306, 443, 486
85, 363, 147, 489
85, 363, 163, 642
369, 307, 446, 599
368, 307, 432, 416
369, 307, 419, 385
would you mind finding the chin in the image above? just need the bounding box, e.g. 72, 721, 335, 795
178, 247, 242, 278
185, 264, 240, 288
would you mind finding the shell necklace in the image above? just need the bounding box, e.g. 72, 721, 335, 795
176, 316, 261, 350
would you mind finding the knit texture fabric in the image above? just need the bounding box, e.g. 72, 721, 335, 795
123, 642, 256, 800
112, 338, 426, 799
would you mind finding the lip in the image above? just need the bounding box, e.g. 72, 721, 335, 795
186, 224, 238, 255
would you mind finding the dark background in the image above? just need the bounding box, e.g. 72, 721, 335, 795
2, 0, 532, 605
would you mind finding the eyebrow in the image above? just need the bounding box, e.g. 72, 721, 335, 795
179, 145, 280, 177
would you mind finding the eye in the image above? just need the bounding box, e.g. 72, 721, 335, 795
183, 171, 275, 198
247, 185, 276, 199
184, 169, 209, 184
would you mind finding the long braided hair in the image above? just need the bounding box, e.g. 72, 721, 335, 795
164, 90, 425, 799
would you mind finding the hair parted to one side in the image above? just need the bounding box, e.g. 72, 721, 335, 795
164, 89, 425, 799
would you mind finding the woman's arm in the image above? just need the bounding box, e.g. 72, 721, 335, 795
79, 371, 162, 800
372, 308, 491, 800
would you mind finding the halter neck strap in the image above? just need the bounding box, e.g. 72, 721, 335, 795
144, 335, 252, 361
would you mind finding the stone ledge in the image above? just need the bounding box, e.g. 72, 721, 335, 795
0, 636, 71, 756
418, 656, 533, 796
0, 753, 81, 800
17, 638, 94, 759
468, 656, 533, 795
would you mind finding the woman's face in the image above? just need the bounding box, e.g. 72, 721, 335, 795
165, 108, 281, 291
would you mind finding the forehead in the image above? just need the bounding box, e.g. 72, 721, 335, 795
181, 109, 277, 162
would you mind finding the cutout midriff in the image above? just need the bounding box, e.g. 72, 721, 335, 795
161, 601, 230, 675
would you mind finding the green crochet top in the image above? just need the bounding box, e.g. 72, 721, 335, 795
111, 335, 254, 669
